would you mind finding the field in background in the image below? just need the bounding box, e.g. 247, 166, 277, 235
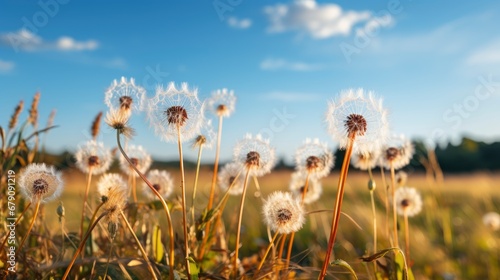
45, 169, 500, 279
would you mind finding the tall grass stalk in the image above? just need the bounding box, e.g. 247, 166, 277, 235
116, 131, 175, 280
1, 201, 31, 257
380, 166, 390, 244
120, 211, 158, 280
190, 143, 203, 224
403, 211, 410, 267
319, 134, 355, 280
255, 231, 282, 275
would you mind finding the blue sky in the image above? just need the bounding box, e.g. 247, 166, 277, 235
1, 0, 500, 163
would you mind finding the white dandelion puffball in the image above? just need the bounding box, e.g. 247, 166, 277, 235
289, 171, 322, 204
97, 173, 128, 199
142, 169, 174, 201
206, 88, 236, 117
146, 82, 204, 142
394, 187, 422, 217
218, 162, 245, 196
118, 145, 152, 177
75, 140, 112, 175
105, 77, 146, 113
381, 134, 415, 170
19, 163, 63, 203
325, 88, 388, 155
233, 134, 276, 177
262, 191, 305, 234
191, 118, 216, 149
294, 138, 334, 179
483, 212, 500, 231
351, 149, 380, 171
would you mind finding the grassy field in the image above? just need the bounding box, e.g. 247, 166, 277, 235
41, 168, 500, 279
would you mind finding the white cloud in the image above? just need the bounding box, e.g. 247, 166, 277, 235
0, 29, 99, 52
0, 59, 15, 73
260, 58, 324, 71
466, 40, 500, 65
264, 0, 391, 39
263, 92, 320, 102
227, 17, 252, 29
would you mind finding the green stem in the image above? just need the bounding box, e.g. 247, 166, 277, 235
233, 169, 251, 277
18, 200, 41, 250
191, 145, 204, 225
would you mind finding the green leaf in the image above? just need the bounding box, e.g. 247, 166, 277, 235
187, 257, 199, 280
330, 259, 358, 280
360, 248, 399, 262
395, 253, 414, 280
152, 225, 165, 263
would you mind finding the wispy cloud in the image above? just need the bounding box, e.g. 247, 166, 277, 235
466, 40, 500, 65
260, 58, 324, 71
0, 59, 15, 73
0, 29, 99, 52
264, 0, 391, 39
227, 16, 252, 29
263, 92, 320, 102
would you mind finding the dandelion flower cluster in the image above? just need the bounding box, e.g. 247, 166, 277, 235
289, 172, 322, 204
104, 77, 146, 113
218, 162, 245, 195
325, 88, 388, 155
233, 134, 276, 177
294, 138, 334, 179
75, 140, 112, 174
206, 88, 236, 117
105, 108, 135, 138
119, 145, 152, 177
191, 118, 216, 149
394, 187, 422, 217
381, 134, 415, 170
146, 82, 204, 142
262, 191, 305, 234
142, 169, 174, 201
483, 212, 500, 231
19, 163, 63, 203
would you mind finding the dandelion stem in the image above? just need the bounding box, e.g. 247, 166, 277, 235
120, 211, 158, 280
116, 130, 175, 280
278, 233, 287, 262
390, 163, 399, 248
403, 211, 411, 267
370, 188, 378, 273
199, 115, 223, 259
80, 167, 93, 253
380, 166, 390, 244
191, 144, 204, 225
132, 175, 138, 204
19, 200, 41, 251
177, 125, 191, 279
286, 171, 311, 271
256, 231, 282, 275
319, 134, 355, 280
62, 212, 107, 280
234, 169, 251, 277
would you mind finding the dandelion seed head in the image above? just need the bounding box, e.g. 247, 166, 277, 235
118, 145, 152, 177
105, 109, 135, 138
381, 134, 415, 170
105, 77, 146, 112
483, 212, 500, 231
218, 162, 245, 196
207, 88, 236, 117
351, 149, 380, 171
19, 163, 63, 203
289, 171, 322, 204
325, 89, 388, 155
97, 173, 128, 199
191, 119, 216, 149
147, 82, 204, 142
262, 191, 305, 234
233, 134, 276, 177
395, 171, 408, 186
294, 138, 333, 179
142, 169, 173, 201
394, 186, 422, 217
75, 140, 112, 175
102, 183, 129, 224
